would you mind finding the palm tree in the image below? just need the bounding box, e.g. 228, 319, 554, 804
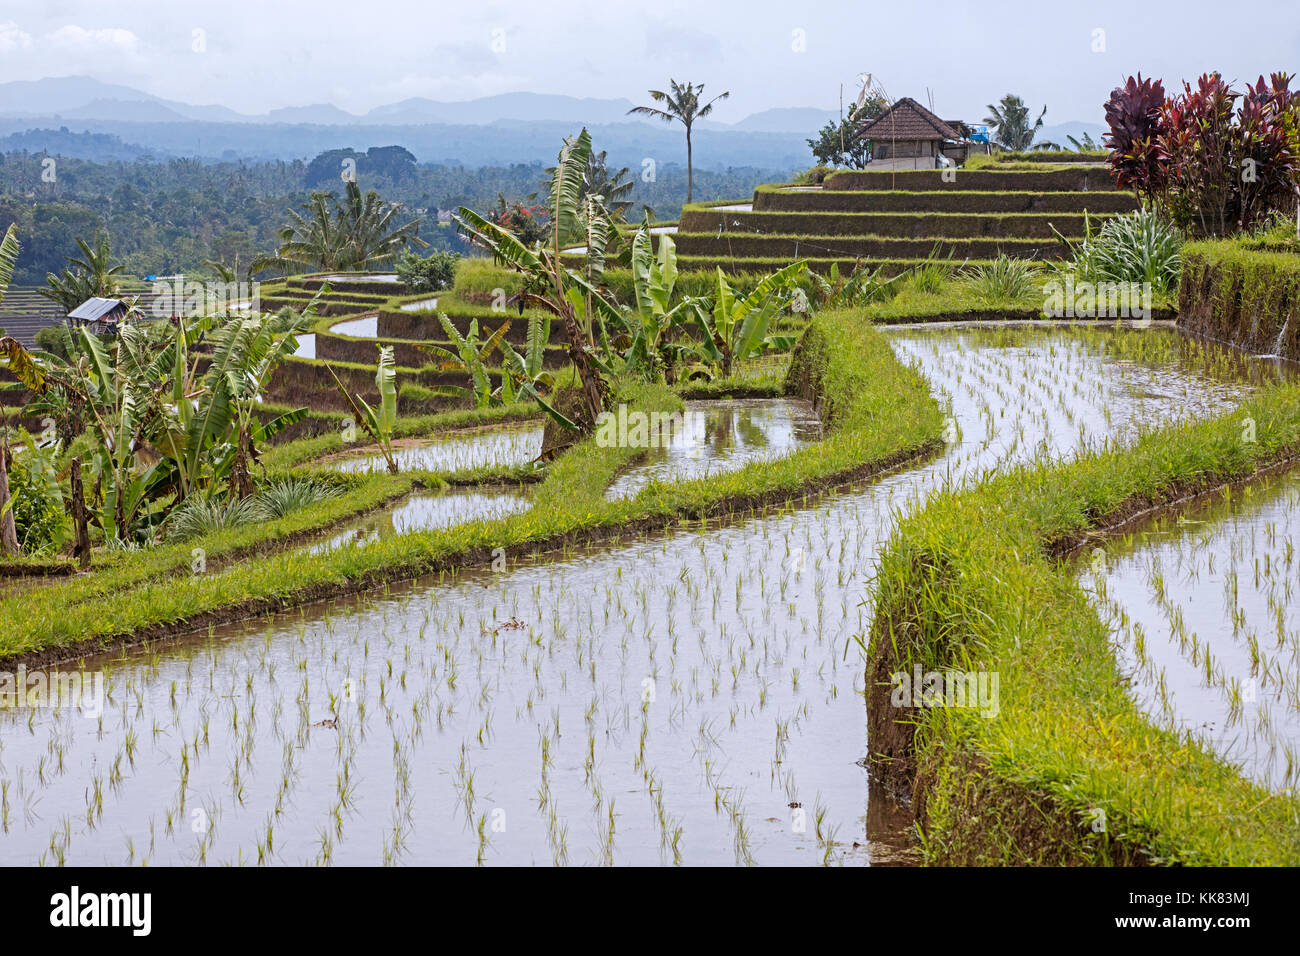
38, 233, 127, 312
983, 94, 1052, 151
628, 80, 730, 204
253, 181, 426, 274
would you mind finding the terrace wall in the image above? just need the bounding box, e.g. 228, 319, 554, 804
1179, 241, 1300, 358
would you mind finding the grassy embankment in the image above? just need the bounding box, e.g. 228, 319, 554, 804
866, 238, 1300, 865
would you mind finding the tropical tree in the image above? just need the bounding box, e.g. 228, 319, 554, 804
808, 98, 887, 169
628, 80, 731, 203
613, 226, 699, 381
420, 314, 512, 409
983, 94, 1054, 151
38, 233, 128, 312
5, 291, 312, 544
173, 311, 311, 499
0, 224, 22, 553
689, 263, 806, 378
328, 345, 399, 474
543, 147, 644, 224
497, 312, 560, 415
456, 128, 622, 434
254, 181, 426, 273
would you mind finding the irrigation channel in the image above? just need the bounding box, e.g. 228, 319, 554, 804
1, 321, 1287, 866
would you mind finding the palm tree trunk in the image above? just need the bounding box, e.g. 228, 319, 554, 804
686, 126, 694, 205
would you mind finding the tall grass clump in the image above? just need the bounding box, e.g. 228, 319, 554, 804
895, 245, 960, 296
166, 496, 269, 541
960, 255, 1041, 301
257, 478, 341, 518
1054, 207, 1182, 295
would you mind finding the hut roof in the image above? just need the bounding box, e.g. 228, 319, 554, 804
858, 97, 962, 141
68, 297, 127, 322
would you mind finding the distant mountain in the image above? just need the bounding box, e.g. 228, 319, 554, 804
264, 103, 363, 125
0, 76, 252, 124
0, 76, 155, 115
54, 98, 191, 124
726, 107, 840, 133
366, 92, 649, 127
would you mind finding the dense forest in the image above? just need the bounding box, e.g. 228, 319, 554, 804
0, 143, 792, 283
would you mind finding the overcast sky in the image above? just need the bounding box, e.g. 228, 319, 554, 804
2, 0, 1298, 122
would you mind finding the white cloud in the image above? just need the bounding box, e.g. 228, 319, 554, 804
0, 21, 33, 53
44, 25, 140, 56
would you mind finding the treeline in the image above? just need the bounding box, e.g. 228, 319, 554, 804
0, 148, 789, 283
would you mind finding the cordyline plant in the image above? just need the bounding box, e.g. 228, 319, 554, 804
1103, 74, 1167, 196
1104, 71, 1300, 236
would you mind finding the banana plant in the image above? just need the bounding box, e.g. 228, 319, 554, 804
613, 225, 699, 381
497, 312, 578, 429
418, 313, 511, 408
809, 260, 901, 309
327, 345, 399, 474
455, 128, 625, 433
691, 263, 807, 378
0, 224, 22, 553
167, 310, 310, 499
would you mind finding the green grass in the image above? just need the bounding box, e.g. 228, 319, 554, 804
868, 381, 1300, 865
1180, 239, 1300, 356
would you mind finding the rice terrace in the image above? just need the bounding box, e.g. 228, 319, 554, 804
0, 0, 1297, 931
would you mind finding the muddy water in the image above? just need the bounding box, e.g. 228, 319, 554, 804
0, 323, 1262, 866
331, 425, 545, 475
606, 398, 822, 500
1083, 466, 1300, 791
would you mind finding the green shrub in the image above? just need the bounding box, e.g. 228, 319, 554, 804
165, 495, 267, 541
33, 324, 73, 361
6, 453, 68, 554
395, 249, 460, 293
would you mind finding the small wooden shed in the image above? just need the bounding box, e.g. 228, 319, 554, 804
67, 297, 130, 335
858, 98, 970, 169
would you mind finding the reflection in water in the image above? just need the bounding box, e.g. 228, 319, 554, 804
292, 333, 316, 359
306, 488, 531, 556
606, 398, 822, 500
330, 316, 378, 338
1083, 467, 1300, 790
0, 324, 1273, 866
332, 425, 544, 475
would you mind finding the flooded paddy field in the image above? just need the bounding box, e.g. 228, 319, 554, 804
606, 398, 822, 500
1084, 464, 1300, 791
329, 424, 545, 475
0, 323, 1269, 865
304, 488, 532, 557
